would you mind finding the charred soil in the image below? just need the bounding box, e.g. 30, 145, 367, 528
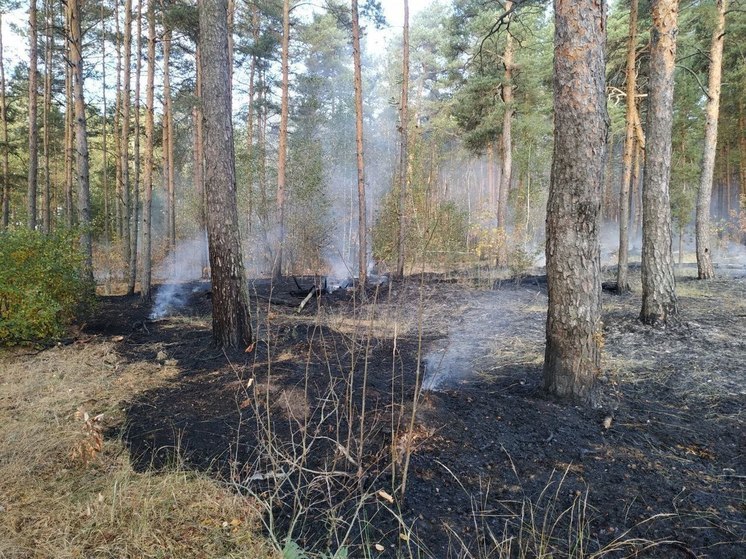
86, 269, 745, 558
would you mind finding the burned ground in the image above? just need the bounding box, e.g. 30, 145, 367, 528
87, 269, 745, 558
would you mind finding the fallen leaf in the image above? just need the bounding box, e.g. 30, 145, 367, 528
374, 543, 385, 552
244, 343, 255, 354
399, 533, 409, 542
246, 378, 254, 389
602, 416, 613, 430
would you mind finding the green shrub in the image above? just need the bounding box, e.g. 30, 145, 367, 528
0, 229, 94, 345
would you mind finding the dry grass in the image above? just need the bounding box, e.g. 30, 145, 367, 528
0, 340, 275, 559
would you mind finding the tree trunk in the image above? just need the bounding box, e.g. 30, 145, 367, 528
396, 0, 409, 279
64, 6, 74, 228
42, 0, 53, 234
274, 0, 290, 280
544, 0, 607, 405
695, 0, 727, 280
199, 0, 253, 349
640, 0, 679, 325
632, 139, 643, 238
246, 4, 259, 234
617, 0, 639, 294
121, 0, 133, 281
28, 0, 39, 230
352, 0, 367, 290
0, 14, 9, 229
194, 44, 208, 276
496, 4, 513, 269
128, 0, 144, 296
100, 0, 110, 293
161, 18, 175, 254
739, 100, 746, 218
114, 0, 122, 238
140, 0, 155, 301
67, 0, 92, 278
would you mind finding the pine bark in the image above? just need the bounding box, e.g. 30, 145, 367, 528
246, 3, 259, 233
352, 0, 367, 290
640, 0, 679, 325
496, 1, 513, 269
617, 0, 639, 294
0, 14, 9, 229
396, 0, 410, 279
42, 0, 53, 234
198, 0, 253, 349
740, 100, 746, 217
274, 0, 290, 279
128, 0, 144, 295
100, 1, 110, 279
695, 0, 727, 279
28, 0, 39, 230
162, 18, 175, 253
140, 0, 155, 301
67, 0, 92, 278
64, 6, 74, 228
544, 0, 607, 405
121, 0, 133, 279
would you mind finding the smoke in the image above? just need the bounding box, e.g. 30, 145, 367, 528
149, 234, 209, 319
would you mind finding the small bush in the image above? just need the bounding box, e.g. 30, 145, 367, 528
0, 229, 94, 344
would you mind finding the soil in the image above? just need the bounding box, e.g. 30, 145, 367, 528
86, 267, 746, 558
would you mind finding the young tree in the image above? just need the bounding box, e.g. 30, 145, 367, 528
198, 0, 253, 349
544, 0, 607, 404
396, 0, 409, 279
640, 0, 679, 325
351, 0, 367, 290
695, 0, 727, 279
617, 0, 640, 294
28, 0, 38, 229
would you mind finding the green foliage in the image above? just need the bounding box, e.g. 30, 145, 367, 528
0, 229, 94, 345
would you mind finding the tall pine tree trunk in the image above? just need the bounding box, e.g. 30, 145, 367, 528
67, 0, 92, 278
274, 0, 290, 279
544, 0, 607, 405
128, 0, 143, 295
496, 1, 513, 269
640, 0, 679, 325
352, 0, 367, 290
64, 5, 74, 228
42, 0, 53, 234
121, 0, 133, 281
617, 0, 639, 293
199, 0, 252, 349
100, 1, 110, 292
140, 0, 155, 301
162, 19, 175, 254
246, 3, 259, 234
28, 0, 39, 230
0, 14, 9, 229
695, 0, 727, 279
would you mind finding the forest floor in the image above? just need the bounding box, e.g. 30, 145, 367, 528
1, 264, 744, 558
